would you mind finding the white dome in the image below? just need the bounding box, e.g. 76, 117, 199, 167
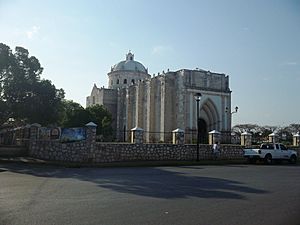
111, 52, 147, 73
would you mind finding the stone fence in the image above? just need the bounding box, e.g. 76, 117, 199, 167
2, 123, 299, 163
27, 122, 247, 163
29, 141, 244, 163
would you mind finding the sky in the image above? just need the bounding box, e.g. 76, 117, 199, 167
0, 0, 299, 127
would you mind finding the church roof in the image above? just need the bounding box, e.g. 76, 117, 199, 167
111, 51, 147, 73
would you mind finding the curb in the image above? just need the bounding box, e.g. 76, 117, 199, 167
0, 157, 248, 168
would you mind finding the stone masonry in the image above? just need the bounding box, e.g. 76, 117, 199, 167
29, 141, 245, 163
27, 123, 300, 164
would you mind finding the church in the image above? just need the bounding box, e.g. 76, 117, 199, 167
86, 52, 232, 143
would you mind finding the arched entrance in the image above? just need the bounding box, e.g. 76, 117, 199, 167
199, 119, 208, 144
200, 98, 220, 132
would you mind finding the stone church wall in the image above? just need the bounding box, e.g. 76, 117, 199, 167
108, 70, 151, 89
149, 77, 161, 142
163, 74, 176, 142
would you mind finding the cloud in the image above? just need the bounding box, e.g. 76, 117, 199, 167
281, 61, 298, 66
26, 26, 40, 39
151, 45, 173, 55
262, 77, 270, 81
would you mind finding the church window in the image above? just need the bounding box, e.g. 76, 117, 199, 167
117, 79, 119, 84
92, 96, 95, 104
124, 79, 127, 84
131, 79, 135, 84
111, 80, 113, 85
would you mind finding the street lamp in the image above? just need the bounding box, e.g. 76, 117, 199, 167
225, 106, 238, 144
225, 106, 238, 114
194, 93, 202, 161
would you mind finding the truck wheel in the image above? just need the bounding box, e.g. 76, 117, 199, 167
264, 154, 272, 165
289, 155, 297, 164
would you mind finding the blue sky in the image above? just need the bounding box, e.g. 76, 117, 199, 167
0, 0, 299, 126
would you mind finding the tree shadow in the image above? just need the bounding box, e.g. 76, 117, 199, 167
0, 163, 268, 200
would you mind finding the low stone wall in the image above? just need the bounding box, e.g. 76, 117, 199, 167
92, 143, 244, 163
4, 123, 300, 163
0, 145, 28, 157
29, 141, 244, 163
29, 140, 90, 162
26, 123, 300, 163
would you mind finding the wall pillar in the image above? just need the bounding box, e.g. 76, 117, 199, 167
208, 130, 221, 145
172, 128, 185, 145
241, 132, 252, 146
30, 123, 41, 141
268, 132, 278, 143
131, 127, 144, 144
293, 132, 300, 147
85, 122, 97, 162
28, 123, 41, 154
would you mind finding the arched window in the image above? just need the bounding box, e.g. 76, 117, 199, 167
111, 80, 113, 85
124, 79, 127, 84
131, 79, 135, 84
116, 79, 119, 84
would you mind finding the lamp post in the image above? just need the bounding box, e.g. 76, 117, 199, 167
225, 106, 238, 114
194, 93, 202, 161
225, 106, 238, 143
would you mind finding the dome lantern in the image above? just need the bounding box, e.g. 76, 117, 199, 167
126, 51, 134, 61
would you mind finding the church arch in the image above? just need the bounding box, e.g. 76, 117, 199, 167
200, 98, 220, 132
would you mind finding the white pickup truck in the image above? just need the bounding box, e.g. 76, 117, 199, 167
243, 143, 298, 164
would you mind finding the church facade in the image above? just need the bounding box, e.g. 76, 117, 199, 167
86, 52, 232, 143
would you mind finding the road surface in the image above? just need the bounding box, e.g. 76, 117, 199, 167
0, 163, 299, 225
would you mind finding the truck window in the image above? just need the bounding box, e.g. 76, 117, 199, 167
261, 144, 274, 149
275, 144, 279, 149
261, 144, 267, 149
280, 144, 287, 150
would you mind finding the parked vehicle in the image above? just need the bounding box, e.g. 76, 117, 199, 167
243, 143, 297, 164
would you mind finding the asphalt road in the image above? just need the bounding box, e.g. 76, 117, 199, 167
0, 163, 299, 225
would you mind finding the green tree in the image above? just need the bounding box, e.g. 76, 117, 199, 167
60, 101, 113, 141
285, 124, 300, 134
0, 100, 10, 125
86, 104, 113, 138
0, 43, 65, 126
60, 100, 90, 127
0, 43, 13, 124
